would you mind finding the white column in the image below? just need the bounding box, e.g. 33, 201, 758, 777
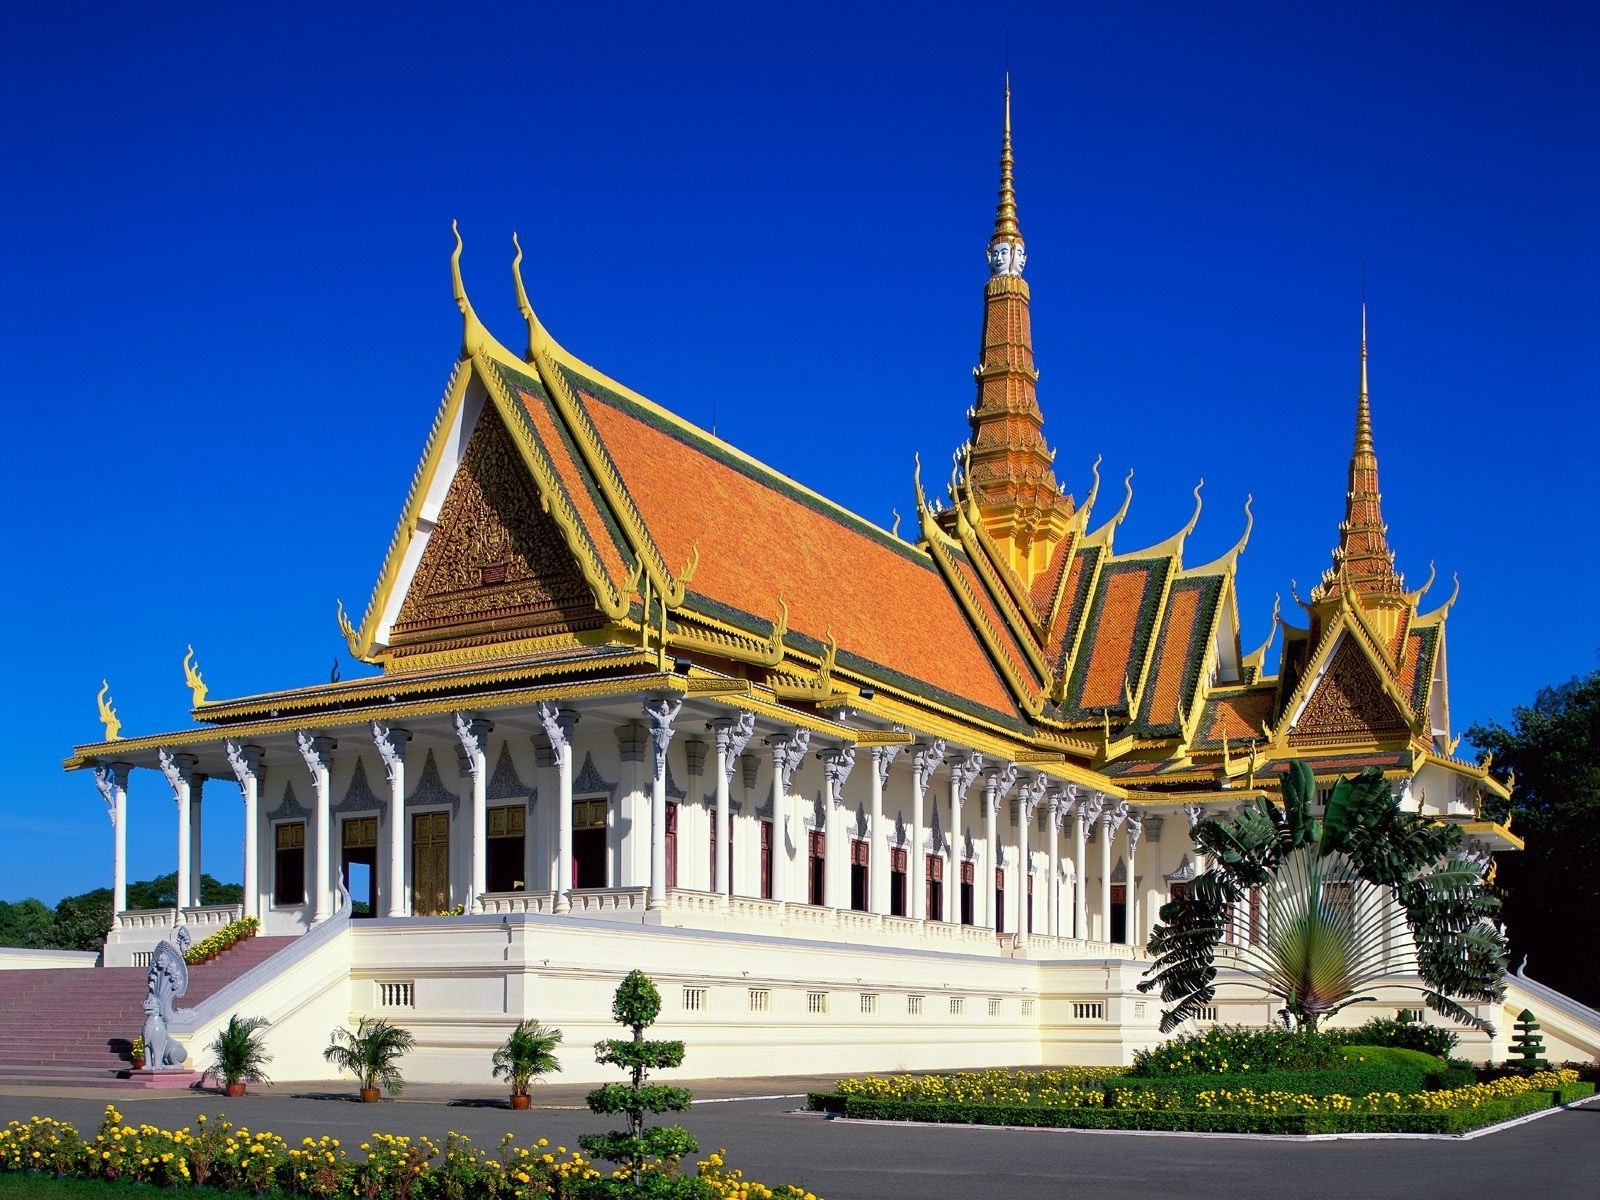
1047, 794, 1061, 938
1125, 813, 1143, 947
711, 713, 754, 900
295, 733, 337, 920
189, 777, 205, 905
946, 753, 982, 923
766, 729, 809, 905
92, 764, 131, 925
1076, 792, 1103, 940
225, 743, 264, 920
983, 764, 1016, 931
869, 746, 899, 915
909, 741, 944, 921
645, 697, 684, 911
158, 749, 198, 913
820, 745, 856, 909
372, 726, 410, 918
452, 714, 493, 910
1101, 801, 1127, 943
538, 705, 578, 912
1016, 774, 1047, 948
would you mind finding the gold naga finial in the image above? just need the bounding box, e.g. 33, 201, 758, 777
336, 599, 362, 656
1081, 454, 1104, 522
1407, 560, 1437, 606
1243, 592, 1281, 671
1446, 732, 1463, 757
182, 645, 209, 706
1480, 748, 1494, 773
451, 220, 490, 358
1506, 767, 1517, 794
1122, 672, 1136, 715
1178, 478, 1205, 541
911, 453, 927, 514
96, 680, 121, 742
890, 508, 901, 538
511, 232, 553, 358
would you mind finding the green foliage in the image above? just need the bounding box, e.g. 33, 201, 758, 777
489, 1019, 563, 1096
206, 1014, 273, 1087
1117, 1062, 1436, 1101
1324, 1011, 1460, 1058
1469, 665, 1600, 1008
1331, 1044, 1444, 1072
0, 874, 245, 954
1129, 1024, 1339, 1076
322, 1017, 415, 1097
1141, 761, 1507, 1032
1509, 1008, 1549, 1069
579, 970, 697, 1195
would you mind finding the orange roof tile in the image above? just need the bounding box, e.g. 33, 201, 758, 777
1144, 585, 1201, 729
571, 377, 1022, 723
1197, 689, 1277, 748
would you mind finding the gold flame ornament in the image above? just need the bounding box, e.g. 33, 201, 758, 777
183, 645, 209, 706
96, 680, 122, 741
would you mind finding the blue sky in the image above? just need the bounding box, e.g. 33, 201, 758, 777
1, 1, 1595, 905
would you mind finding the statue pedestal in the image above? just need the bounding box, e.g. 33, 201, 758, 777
124, 1068, 202, 1090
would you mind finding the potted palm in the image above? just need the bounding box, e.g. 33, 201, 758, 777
324, 1017, 415, 1101
206, 1014, 272, 1097
491, 1019, 563, 1109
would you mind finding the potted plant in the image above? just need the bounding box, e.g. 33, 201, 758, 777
129, 1036, 145, 1070
206, 1014, 272, 1097
491, 1019, 563, 1109
324, 1017, 415, 1101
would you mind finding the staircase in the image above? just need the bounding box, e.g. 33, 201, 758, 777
0, 936, 295, 1086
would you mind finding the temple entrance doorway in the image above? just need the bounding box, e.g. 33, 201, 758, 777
808, 831, 825, 905
849, 839, 868, 911
411, 811, 450, 916
959, 860, 974, 925
341, 817, 377, 917
1111, 883, 1127, 943
572, 798, 607, 889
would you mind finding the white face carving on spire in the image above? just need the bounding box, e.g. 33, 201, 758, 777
989, 239, 1026, 277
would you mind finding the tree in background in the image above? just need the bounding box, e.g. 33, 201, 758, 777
1141, 761, 1507, 1033
0, 874, 244, 953
1468, 663, 1600, 1008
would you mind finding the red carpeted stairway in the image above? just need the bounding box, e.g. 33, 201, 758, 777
0, 936, 294, 1086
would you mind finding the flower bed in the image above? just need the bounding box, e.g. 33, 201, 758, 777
807, 1068, 1592, 1136
0, 1107, 819, 1199
183, 917, 260, 966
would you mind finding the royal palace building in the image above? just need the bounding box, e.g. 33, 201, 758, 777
54, 91, 1585, 1083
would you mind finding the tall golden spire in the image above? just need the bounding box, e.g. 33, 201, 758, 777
1313, 302, 1404, 607
955, 77, 1075, 583
992, 74, 1020, 247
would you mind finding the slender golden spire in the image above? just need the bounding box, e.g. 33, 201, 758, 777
992, 73, 1020, 247
1355, 300, 1373, 454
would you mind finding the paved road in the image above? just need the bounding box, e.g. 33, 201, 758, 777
1, 1077, 1596, 1200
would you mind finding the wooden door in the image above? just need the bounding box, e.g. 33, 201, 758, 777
412, 811, 450, 916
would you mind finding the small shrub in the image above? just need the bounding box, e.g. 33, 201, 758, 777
1130, 1025, 1338, 1076
1325, 1011, 1459, 1059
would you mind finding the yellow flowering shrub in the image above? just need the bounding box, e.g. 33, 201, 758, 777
0, 1106, 820, 1199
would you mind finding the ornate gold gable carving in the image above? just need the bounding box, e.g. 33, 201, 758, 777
390, 404, 600, 655
1289, 635, 1408, 746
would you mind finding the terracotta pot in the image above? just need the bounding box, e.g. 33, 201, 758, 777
129, 1057, 144, 1071
225, 1082, 246, 1098
510, 1093, 531, 1110
360, 1087, 381, 1103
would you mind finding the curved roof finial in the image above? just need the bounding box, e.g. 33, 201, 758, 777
1111, 468, 1135, 529
1178, 478, 1206, 540
1406, 559, 1437, 605
511, 232, 552, 358
912, 452, 927, 513
1243, 593, 1281, 671
1081, 454, 1104, 521
451, 220, 490, 358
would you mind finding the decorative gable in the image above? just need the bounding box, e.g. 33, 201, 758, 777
1289, 635, 1410, 747
389, 403, 602, 657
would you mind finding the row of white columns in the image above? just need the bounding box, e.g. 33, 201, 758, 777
90, 702, 1148, 940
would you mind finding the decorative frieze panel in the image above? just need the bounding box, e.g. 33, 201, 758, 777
334, 758, 387, 816
408, 750, 461, 815
271, 779, 309, 820
572, 752, 618, 800
486, 744, 535, 802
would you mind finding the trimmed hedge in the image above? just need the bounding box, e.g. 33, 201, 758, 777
806, 1085, 1591, 1135
1113, 1062, 1435, 1101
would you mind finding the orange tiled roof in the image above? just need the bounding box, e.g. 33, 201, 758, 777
1063, 557, 1172, 718
565, 369, 1024, 725
1193, 688, 1278, 750
1135, 576, 1222, 736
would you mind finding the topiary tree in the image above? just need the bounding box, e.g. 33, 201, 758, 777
1508, 1008, 1548, 1069
1141, 761, 1508, 1033
579, 970, 698, 1196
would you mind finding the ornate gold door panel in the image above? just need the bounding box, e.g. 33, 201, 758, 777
412, 811, 451, 916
